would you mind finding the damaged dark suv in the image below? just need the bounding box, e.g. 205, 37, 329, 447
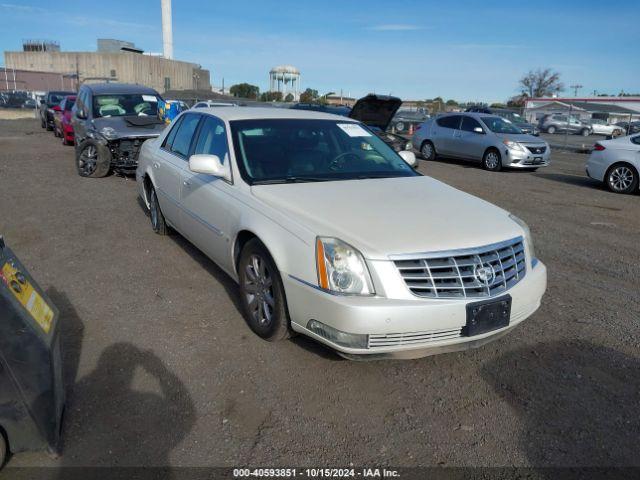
72, 83, 167, 177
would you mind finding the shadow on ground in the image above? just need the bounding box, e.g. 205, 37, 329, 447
481, 340, 640, 468
533, 172, 602, 190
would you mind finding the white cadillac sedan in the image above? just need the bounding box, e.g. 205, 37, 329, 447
136, 108, 547, 360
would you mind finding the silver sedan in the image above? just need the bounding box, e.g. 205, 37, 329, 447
412, 112, 551, 171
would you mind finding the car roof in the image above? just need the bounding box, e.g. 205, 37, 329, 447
190, 107, 358, 122
84, 83, 160, 95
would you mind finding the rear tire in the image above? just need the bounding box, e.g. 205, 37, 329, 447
546, 126, 556, 134
0, 430, 7, 469
605, 163, 638, 194
149, 186, 169, 235
420, 141, 436, 161
76, 140, 111, 178
580, 128, 590, 137
482, 148, 502, 172
238, 239, 291, 342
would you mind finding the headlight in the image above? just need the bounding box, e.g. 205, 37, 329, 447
509, 214, 536, 260
405, 141, 413, 151
503, 140, 525, 152
316, 237, 374, 295
100, 126, 118, 140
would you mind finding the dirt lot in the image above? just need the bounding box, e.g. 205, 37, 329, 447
0, 118, 638, 469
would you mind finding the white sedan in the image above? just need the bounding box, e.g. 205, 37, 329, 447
136, 107, 546, 360
590, 119, 625, 137
586, 134, 640, 194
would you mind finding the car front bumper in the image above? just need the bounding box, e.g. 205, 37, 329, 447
284, 259, 547, 360
504, 147, 551, 168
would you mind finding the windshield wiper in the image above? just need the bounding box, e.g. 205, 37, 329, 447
252, 176, 329, 185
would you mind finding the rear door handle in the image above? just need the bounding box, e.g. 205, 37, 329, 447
183, 180, 191, 187
153, 162, 160, 169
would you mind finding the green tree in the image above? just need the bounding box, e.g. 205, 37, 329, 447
299, 88, 319, 103
445, 99, 458, 106
490, 102, 506, 108
284, 93, 294, 102
229, 83, 259, 99
260, 91, 283, 102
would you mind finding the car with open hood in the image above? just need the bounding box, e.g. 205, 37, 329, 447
348, 94, 413, 152
136, 107, 546, 360
71, 83, 167, 177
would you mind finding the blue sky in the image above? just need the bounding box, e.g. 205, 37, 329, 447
1, 0, 637, 102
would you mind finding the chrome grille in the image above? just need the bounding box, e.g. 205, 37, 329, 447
392, 237, 526, 299
526, 145, 547, 154
368, 328, 462, 349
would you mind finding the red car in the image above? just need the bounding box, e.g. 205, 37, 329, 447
53, 95, 76, 145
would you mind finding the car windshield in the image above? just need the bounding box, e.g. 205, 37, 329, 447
230, 119, 419, 184
49, 94, 66, 104
482, 116, 523, 134
64, 98, 76, 111
92, 93, 161, 118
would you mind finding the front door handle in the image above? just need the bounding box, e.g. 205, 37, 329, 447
153, 162, 160, 169
183, 180, 191, 187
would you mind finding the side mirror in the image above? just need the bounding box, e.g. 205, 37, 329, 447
75, 109, 87, 119
473, 127, 485, 134
189, 154, 231, 181
399, 150, 417, 168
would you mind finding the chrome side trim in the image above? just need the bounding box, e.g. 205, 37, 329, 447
388, 236, 524, 261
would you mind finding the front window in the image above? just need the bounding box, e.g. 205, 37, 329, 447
230, 119, 419, 184
481, 116, 523, 134
92, 93, 161, 118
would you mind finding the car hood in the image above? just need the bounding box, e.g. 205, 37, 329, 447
494, 133, 545, 144
92, 116, 166, 139
251, 176, 522, 260
349, 94, 402, 131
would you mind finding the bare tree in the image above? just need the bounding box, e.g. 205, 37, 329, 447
519, 69, 564, 98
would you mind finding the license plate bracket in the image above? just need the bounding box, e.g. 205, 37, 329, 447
464, 295, 511, 337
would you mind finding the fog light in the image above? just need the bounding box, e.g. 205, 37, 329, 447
307, 320, 368, 349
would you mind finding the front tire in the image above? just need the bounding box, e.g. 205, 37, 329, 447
605, 163, 638, 194
149, 186, 169, 235
238, 239, 291, 341
546, 125, 556, 134
76, 140, 111, 178
482, 148, 502, 172
580, 128, 590, 137
420, 141, 436, 161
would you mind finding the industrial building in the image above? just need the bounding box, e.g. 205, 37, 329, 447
4, 45, 210, 93
3, 1, 209, 94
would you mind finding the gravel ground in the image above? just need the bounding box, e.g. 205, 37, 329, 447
0, 119, 638, 469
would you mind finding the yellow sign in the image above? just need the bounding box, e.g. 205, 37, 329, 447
2, 262, 54, 334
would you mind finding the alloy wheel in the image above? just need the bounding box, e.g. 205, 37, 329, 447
609, 166, 635, 192
78, 145, 98, 176
421, 143, 433, 159
243, 254, 275, 327
485, 152, 500, 170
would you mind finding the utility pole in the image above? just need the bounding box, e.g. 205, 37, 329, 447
570, 84, 583, 97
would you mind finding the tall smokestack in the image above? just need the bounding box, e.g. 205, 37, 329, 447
161, 0, 173, 59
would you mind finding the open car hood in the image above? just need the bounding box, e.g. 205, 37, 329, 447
348, 94, 402, 131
